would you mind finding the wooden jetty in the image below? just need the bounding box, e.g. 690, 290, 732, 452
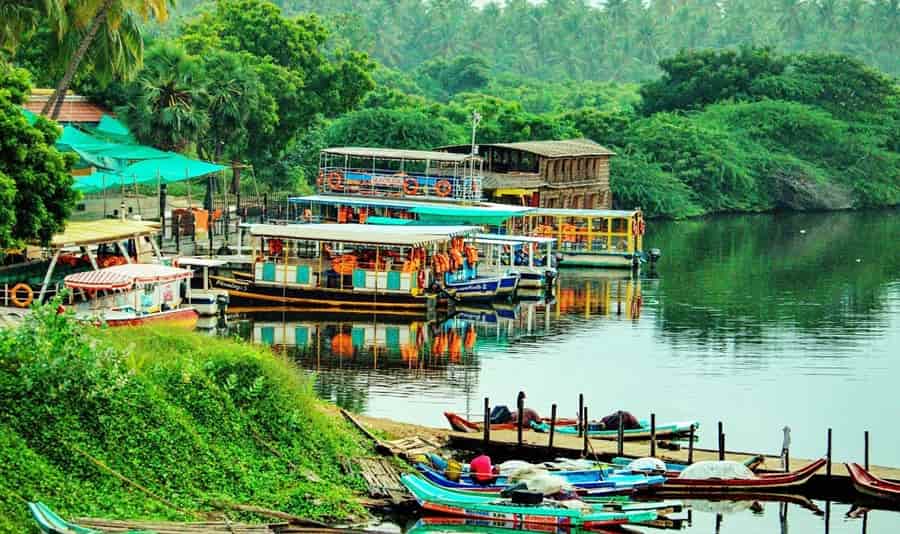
446, 427, 900, 499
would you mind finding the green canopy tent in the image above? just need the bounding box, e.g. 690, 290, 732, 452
73, 154, 227, 193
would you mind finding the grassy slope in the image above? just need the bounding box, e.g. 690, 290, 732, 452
0, 305, 369, 532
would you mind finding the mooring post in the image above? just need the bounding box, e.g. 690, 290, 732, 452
825, 500, 831, 534
582, 406, 589, 457
864, 430, 869, 471
782, 426, 791, 472
577, 394, 584, 438
827, 428, 833, 480
483, 397, 490, 447
650, 413, 656, 457
548, 404, 557, 454
688, 424, 695, 464
517, 391, 525, 448
617, 410, 624, 457
174, 213, 181, 253
718, 421, 725, 460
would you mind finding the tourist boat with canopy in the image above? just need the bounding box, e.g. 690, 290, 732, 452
0, 219, 162, 309
63, 263, 197, 327
209, 223, 516, 312
516, 208, 658, 269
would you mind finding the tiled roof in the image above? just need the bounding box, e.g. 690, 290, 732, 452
439, 138, 616, 158
24, 93, 110, 124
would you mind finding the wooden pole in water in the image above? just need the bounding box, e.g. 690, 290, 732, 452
688, 425, 695, 464
827, 428, 833, 480
617, 411, 624, 457
582, 406, 589, 457
578, 394, 584, 438
517, 391, 525, 448
548, 404, 557, 454
650, 413, 656, 457
864, 430, 869, 471
718, 421, 725, 460
483, 397, 490, 447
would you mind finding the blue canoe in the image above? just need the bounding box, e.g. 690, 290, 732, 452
415, 463, 664, 495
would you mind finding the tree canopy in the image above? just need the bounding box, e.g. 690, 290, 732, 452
0, 63, 76, 248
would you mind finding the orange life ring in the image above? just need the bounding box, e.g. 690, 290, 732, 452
316, 171, 325, 189
402, 177, 419, 196
327, 171, 344, 191
435, 180, 452, 197
10, 283, 33, 308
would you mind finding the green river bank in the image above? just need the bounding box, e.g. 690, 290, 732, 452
0, 304, 372, 532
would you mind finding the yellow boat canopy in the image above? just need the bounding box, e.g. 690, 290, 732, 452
50, 220, 160, 248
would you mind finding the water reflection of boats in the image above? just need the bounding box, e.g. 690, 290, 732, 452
545, 272, 642, 319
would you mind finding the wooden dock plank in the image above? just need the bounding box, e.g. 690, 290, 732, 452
447, 428, 900, 483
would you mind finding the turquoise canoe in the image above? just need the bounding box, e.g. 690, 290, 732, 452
29, 502, 100, 534
531, 419, 698, 440
401, 474, 658, 529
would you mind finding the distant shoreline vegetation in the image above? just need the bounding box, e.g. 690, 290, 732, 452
3, 0, 898, 221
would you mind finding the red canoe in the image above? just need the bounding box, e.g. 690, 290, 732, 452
661, 458, 826, 492
444, 412, 577, 432
846, 463, 900, 503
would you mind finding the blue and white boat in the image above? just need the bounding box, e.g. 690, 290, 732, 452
443, 275, 508, 302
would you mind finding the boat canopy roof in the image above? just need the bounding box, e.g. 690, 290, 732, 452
172, 257, 229, 268
50, 219, 160, 248
474, 233, 557, 244
528, 207, 641, 218
249, 223, 479, 247
322, 147, 478, 163
64, 264, 192, 291
289, 194, 533, 213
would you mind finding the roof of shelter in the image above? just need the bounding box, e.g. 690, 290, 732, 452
439, 138, 615, 158
23, 93, 109, 123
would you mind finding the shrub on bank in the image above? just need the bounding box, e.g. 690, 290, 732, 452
0, 304, 368, 531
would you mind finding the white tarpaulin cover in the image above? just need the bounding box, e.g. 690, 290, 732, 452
627, 457, 668, 473
678, 461, 756, 480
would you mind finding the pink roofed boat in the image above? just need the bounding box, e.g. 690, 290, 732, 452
64, 264, 198, 327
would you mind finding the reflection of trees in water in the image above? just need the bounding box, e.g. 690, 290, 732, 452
650, 211, 900, 345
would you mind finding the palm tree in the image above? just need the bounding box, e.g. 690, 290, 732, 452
117, 42, 207, 152
41, 0, 173, 119
0, 0, 65, 54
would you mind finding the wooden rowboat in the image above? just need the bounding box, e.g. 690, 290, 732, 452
401, 474, 658, 529
659, 458, 826, 493
846, 463, 900, 503
444, 411, 577, 432
531, 420, 698, 441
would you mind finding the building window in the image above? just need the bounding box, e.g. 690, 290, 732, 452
572, 195, 582, 209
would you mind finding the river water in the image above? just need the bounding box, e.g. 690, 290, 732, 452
228, 210, 900, 533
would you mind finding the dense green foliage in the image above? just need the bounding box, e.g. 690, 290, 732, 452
4, 1, 899, 218
0, 63, 76, 248
184, 0, 900, 81
0, 305, 369, 531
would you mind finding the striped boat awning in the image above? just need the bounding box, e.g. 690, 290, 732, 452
64, 264, 193, 291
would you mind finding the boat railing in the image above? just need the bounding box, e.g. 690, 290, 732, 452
317, 165, 483, 202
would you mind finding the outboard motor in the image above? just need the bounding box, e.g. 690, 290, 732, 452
649, 248, 662, 264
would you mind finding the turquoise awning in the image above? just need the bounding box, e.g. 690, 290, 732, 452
410, 206, 521, 226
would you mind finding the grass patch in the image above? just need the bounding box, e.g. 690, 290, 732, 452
0, 303, 370, 532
